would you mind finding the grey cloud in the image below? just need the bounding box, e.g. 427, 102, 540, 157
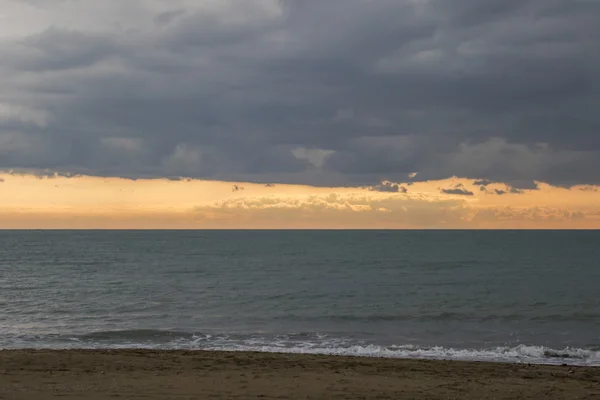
368, 181, 408, 193
480, 184, 525, 195
16, 27, 119, 72
7, 169, 81, 179
442, 188, 475, 196
1, 0, 600, 187
505, 181, 539, 190
441, 184, 474, 196
474, 180, 493, 186
154, 10, 186, 26
166, 176, 192, 182
509, 187, 525, 194
491, 187, 524, 195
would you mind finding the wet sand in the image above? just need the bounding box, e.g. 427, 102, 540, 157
1, 350, 599, 399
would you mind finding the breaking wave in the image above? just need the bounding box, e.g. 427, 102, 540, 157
2, 330, 599, 366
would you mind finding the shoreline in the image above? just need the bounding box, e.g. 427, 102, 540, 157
2, 343, 598, 367
1, 349, 599, 399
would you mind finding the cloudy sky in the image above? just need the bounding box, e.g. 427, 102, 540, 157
1, 0, 599, 228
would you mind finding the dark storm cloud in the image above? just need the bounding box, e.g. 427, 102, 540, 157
1, 0, 600, 186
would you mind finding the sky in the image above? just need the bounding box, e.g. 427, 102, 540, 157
1, 0, 599, 229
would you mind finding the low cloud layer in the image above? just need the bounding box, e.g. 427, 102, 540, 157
1, 0, 599, 187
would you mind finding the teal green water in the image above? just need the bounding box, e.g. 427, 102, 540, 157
1, 230, 599, 365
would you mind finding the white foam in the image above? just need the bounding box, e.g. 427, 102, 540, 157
196, 344, 600, 366
2, 334, 599, 366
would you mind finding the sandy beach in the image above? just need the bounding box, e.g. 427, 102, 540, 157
0, 350, 598, 399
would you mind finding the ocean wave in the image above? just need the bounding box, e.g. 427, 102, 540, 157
79, 329, 195, 341
1, 330, 599, 366
272, 312, 600, 323
214, 344, 600, 366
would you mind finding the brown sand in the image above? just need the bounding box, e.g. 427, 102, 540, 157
0, 350, 599, 399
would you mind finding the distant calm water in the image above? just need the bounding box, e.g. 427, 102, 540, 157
1, 230, 599, 365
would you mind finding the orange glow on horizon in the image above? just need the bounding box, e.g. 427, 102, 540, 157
1, 172, 599, 229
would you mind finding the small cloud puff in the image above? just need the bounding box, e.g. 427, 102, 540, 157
368, 181, 407, 193
482, 186, 524, 195
441, 183, 474, 196
473, 179, 493, 186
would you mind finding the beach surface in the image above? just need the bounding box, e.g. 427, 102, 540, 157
1, 350, 599, 399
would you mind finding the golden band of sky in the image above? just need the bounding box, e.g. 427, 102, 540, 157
1, 172, 599, 229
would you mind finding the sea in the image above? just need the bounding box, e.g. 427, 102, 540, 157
1, 230, 599, 366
